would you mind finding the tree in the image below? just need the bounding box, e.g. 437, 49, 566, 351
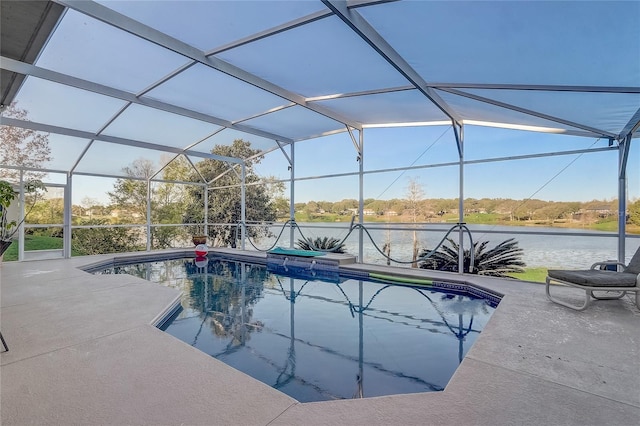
72, 218, 141, 255
108, 158, 154, 222
107, 156, 192, 249
405, 177, 424, 267
629, 199, 640, 226
261, 176, 286, 218
150, 156, 192, 248
183, 139, 277, 247
272, 195, 290, 218
419, 238, 525, 277
305, 201, 319, 215
0, 103, 52, 181
80, 196, 99, 219
332, 199, 358, 214
27, 197, 63, 226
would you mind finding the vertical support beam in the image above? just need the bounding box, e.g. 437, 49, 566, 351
146, 180, 151, 251
357, 280, 364, 398
64, 174, 72, 258
455, 124, 465, 274
18, 170, 24, 262
241, 163, 246, 250
618, 135, 631, 263
358, 129, 364, 263
289, 142, 296, 248
203, 183, 208, 237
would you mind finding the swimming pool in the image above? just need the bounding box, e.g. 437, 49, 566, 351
92, 255, 497, 402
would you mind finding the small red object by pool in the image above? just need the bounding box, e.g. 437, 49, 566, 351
195, 244, 208, 257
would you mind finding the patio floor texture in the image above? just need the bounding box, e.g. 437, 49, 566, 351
1, 250, 639, 425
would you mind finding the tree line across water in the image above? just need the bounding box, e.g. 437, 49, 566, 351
293, 197, 640, 231
24, 189, 640, 236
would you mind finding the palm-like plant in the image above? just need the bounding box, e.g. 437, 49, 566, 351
418, 237, 525, 277
296, 236, 346, 253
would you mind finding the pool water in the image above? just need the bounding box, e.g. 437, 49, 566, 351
94, 256, 496, 402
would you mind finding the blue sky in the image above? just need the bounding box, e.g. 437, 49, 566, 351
256, 125, 638, 204
57, 122, 638, 206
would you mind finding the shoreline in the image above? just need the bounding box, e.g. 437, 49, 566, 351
281, 215, 640, 235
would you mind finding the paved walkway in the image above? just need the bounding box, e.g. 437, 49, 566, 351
1, 250, 639, 425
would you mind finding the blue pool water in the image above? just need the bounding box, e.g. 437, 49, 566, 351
93, 256, 497, 402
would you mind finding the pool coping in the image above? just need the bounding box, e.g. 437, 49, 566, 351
2, 248, 639, 425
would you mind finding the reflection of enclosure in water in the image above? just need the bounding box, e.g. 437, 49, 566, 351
273, 276, 484, 398
175, 259, 487, 400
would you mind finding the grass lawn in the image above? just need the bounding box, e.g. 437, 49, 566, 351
507, 267, 548, 283
1, 235, 82, 261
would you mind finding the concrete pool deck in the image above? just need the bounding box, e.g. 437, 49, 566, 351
1, 249, 639, 425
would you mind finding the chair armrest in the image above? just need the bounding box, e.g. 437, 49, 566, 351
590, 261, 626, 271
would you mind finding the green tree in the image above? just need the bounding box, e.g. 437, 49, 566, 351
0, 179, 46, 244
431, 198, 456, 217
419, 238, 525, 277
80, 196, 99, 219
183, 139, 277, 247
108, 158, 153, 223
108, 156, 192, 249
260, 176, 286, 216
150, 156, 192, 248
629, 199, 640, 226
272, 196, 290, 218
0, 103, 51, 181
72, 218, 141, 255
305, 201, 319, 215
365, 199, 389, 214
332, 199, 358, 214
25, 197, 63, 225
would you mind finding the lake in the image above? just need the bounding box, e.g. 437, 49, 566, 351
251, 222, 640, 270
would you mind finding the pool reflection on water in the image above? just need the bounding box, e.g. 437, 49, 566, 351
94, 256, 496, 403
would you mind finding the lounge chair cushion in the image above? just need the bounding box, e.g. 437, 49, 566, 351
624, 247, 640, 275
547, 269, 637, 287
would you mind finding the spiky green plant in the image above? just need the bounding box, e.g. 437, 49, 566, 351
418, 237, 525, 277
296, 236, 346, 253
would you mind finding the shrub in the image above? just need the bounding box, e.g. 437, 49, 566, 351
419, 237, 525, 277
296, 236, 346, 253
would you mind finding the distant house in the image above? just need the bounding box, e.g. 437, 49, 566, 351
384, 210, 398, 216
586, 206, 612, 213
344, 208, 378, 216
582, 206, 615, 217
111, 209, 141, 219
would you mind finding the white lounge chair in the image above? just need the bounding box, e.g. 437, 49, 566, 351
546, 246, 640, 311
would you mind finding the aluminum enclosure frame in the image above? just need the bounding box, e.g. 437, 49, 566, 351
1, 0, 638, 266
